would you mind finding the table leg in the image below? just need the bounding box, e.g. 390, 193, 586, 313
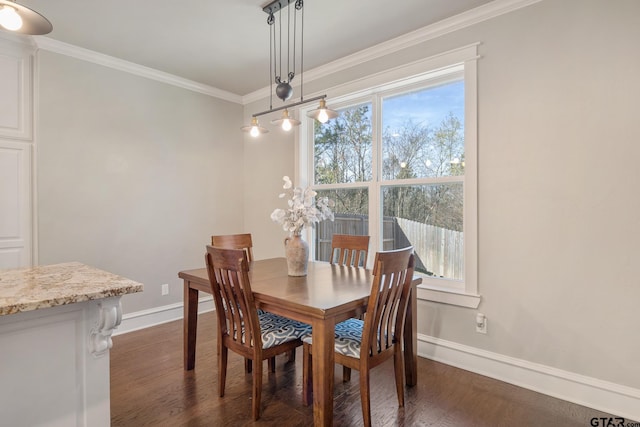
403, 283, 418, 386
184, 281, 199, 370
312, 317, 335, 427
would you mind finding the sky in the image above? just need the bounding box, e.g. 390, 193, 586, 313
382, 80, 464, 132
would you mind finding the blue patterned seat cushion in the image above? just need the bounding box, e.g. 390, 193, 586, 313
258, 312, 312, 349
302, 318, 364, 358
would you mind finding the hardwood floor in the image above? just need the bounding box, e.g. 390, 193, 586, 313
111, 311, 617, 426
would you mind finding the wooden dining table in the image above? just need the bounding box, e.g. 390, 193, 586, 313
178, 257, 420, 427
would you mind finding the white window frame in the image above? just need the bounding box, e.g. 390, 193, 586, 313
297, 44, 480, 308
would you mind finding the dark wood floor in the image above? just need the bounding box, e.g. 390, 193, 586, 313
111, 311, 617, 426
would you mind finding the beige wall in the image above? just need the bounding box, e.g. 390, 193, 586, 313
243, 0, 640, 390
36, 51, 245, 314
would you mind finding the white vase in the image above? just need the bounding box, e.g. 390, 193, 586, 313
284, 233, 309, 276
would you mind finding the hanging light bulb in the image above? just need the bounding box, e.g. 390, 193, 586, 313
271, 109, 301, 132
318, 109, 329, 123
0, 5, 22, 31
240, 117, 268, 137
307, 98, 339, 124
282, 117, 292, 131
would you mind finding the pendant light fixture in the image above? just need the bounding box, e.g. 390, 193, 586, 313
241, 0, 338, 137
0, 0, 52, 35
271, 109, 301, 131
241, 117, 269, 137
307, 98, 339, 124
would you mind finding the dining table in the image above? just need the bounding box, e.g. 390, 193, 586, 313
178, 257, 420, 427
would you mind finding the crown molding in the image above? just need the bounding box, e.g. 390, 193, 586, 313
29, 0, 541, 106
242, 0, 543, 104
33, 36, 243, 104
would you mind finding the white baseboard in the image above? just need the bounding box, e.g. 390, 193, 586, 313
112, 306, 638, 422
113, 296, 214, 336
418, 334, 640, 422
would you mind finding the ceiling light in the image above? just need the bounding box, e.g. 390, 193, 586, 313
241, 0, 339, 136
0, 5, 21, 31
241, 117, 269, 137
307, 98, 338, 124
271, 109, 301, 132
0, 1, 52, 35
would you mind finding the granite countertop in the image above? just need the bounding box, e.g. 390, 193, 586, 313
0, 262, 144, 316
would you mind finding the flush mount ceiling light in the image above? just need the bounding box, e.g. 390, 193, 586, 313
0, 0, 52, 35
241, 0, 338, 137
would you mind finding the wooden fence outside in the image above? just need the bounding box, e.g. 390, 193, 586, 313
316, 214, 463, 280
395, 217, 464, 280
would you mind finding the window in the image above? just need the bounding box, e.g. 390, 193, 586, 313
299, 45, 479, 308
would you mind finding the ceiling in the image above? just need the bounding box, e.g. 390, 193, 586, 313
19, 0, 493, 97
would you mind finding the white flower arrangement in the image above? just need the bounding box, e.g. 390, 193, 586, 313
270, 176, 334, 235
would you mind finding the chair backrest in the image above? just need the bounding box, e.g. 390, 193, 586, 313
205, 246, 261, 352
330, 234, 370, 267
361, 247, 414, 358
211, 233, 254, 262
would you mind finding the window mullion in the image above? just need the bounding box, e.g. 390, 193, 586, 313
368, 93, 382, 265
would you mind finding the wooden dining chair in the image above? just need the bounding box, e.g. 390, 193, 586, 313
211, 233, 254, 263
331, 234, 370, 380
301, 247, 415, 427
211, 233, 264, 371
205, 246, 311, 421
330, 234, 370, 268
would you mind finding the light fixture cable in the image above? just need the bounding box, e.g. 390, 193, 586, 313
242, 0, 338, 136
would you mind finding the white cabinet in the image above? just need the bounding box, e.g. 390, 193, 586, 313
0, 33, 34, 268
0, 36, 32, 140
0, 141, 31, 268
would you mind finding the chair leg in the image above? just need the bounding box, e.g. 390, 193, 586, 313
343, 365, 352, 382
252, 357, 263, 420
394, 346, 405, 407
302, 343, 313, 406
245, 358, 252, 373
219, 346, 228, 397
360, 369, 372, 427
288, 349, 296, 362
268, 356, 276, 373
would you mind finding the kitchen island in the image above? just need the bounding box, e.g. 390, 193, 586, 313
0, 262, 143, 427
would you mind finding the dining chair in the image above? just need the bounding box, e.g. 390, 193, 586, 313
211, 233, 254, 263
330, 233, 371, 381
205, 246, 311, 421
301, 247, 415, 427
330, 234, 370, 268
211, 233, 265, 371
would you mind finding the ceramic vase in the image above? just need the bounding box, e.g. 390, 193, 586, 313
284, 233, 309, 276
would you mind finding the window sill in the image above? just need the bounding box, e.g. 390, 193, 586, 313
416, 284, 481, 308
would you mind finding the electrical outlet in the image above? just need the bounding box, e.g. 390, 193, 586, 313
161, 283, 169, 296
476, 313, 487, 334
